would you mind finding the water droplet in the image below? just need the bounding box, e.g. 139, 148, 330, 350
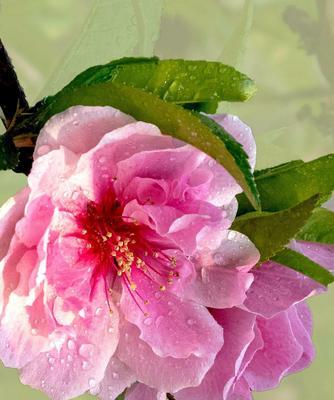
89, 378, 97, 388
79, 344, 95, 359
95, 307, 103, 316
144, 317, 153, 326
187, 318, 196, 326
31, 328, 38, 335
82, 360, 91, 370
155, 315, 164, 328
48, 357, 56, 365
72, 120, 79, 126
67, 339, 76, 350
108, 326, 114, 334
112, 372, 119, 379
154, 291, 162, 300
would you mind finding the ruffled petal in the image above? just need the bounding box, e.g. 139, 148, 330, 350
117, 320, 219, 392
0, 187, 29, 260
94, 357, 135, 400
184, 230, 258, 308
243, 309, 304, 391
125, 383, 164, 400
174, 308, 257, 400
20, 279, 119, 400
120, 269, 223, 359
34, 106, 135, 158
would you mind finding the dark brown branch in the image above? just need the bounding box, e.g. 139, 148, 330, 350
167, 394, 176, 400
0, 38, 29, 128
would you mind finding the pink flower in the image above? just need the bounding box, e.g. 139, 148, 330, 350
129, 241, 334, 400
0, 106, 261, 400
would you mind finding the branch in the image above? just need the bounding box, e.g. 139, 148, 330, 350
0, 38, 29, 128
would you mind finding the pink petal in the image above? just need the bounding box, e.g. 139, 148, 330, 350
175, 308, 257, 400
20, 279, 119, 400
287, 302, 314, 374
184, 230, 258, 308
211, 114, 256, 170
291, 240, 334, 273
243, 310, 304, 391
93, 357, 135, 400
34, 106, 135, 159
125, 383, 164, 400
244, 261, 324, 318
15, 194, 54, 248
121, 269, 224, 359
117, 320, 219, 392
0, 187, 29, 260
228, 378, 252, 400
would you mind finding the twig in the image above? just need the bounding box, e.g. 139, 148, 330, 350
0, 38, 29, 128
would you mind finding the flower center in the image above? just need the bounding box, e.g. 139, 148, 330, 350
77, 194, 180, 313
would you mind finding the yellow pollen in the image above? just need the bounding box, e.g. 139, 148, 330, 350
153, 252, 159, 258
86, 243, 92, 249
144, 312, 150, 317
116, 235, 121, 241
130, 283, 137, 291
117, 270, 122, 276
160, 285, 166, 291
144, 300, 149, 305
118, 241, 124, 247
102, 236, 108, 242
111, 251, 117, 257
106, 232, 113, 238
81, 229, 87, 235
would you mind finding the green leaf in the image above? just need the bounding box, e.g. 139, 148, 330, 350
0, 134, 18, 170
115, 392, 125, 400
232, 195, 320, 261
17, 82, 260, 209
272, 248, 334, 286
42, 58, 256, 113
297, 208, 334, 245
237, 155, 334, 214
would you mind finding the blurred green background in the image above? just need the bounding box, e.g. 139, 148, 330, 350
0, 0, 333, 399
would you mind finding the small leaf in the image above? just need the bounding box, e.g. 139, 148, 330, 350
297, 208, 334, 244
0, 134, 18, 170
232, 195, 320, 261
43, 58, 256, 114
272, 248, 334, 286
237, 155, 334, 214
14, 82, 260, 209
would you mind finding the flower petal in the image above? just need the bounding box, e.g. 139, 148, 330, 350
93, 357, 135, 400
20, 279, 119, 400
120, 270, 223, 359
0, 187, 29, 260
243, 309, 304, 391
34, 105, 135, 158
174, 308, 257, 400
244, 261, 324, 318
117, 320, 219, 392
184, 230, 258, 308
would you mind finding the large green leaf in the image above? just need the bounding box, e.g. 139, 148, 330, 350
272, 248, 334, 286
237, 155, 334, 214
42, 58, 256, 113
232, 195, 319, 261
297, 208, 334, 245
21, 82, 260, 209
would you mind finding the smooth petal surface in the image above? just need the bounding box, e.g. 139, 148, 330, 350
0, 188, 29, 260
244, 261, 324, 318
291, 240, 334, 273
34, 106, 135, 158
125, 383, 164, 400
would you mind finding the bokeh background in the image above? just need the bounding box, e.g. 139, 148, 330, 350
0, 0, 333, 399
